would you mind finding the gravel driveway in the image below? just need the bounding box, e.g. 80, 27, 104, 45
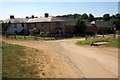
3, 38, 118, 78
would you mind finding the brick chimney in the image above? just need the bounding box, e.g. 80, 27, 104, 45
10, 15, 14, 19
31, 15, 34, 19
44, 13, 49, 18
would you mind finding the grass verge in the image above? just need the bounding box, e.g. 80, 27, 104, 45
76, 37, 119, 48
2, 42, 41, 78
5, 35, 55, 40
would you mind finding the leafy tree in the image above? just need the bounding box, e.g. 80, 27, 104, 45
56, 13, 81, 19
110, 18, 120, 30
111, 15, 116, 19
88, 14, 95, 22
2, 21, 11, 34
95, 17, 103, 21
110, 13, 120, 30
74, 13, 81, 19
103, 14, 110, 22
82, 13, 88, 20
115, 13, 120, 19
75, 17, 87, 34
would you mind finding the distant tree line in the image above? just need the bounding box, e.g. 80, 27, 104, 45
56, 13, 120, 30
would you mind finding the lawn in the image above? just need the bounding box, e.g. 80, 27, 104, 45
2, 42, 40, 78
76, 36, 120, 48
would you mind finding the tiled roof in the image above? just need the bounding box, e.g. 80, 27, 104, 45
3, 18, 28, 23
57, 17, 115, 28
3, 17, 115, 28
27, 17, 64, 23
95, 22, 115, 28
57, 17, 76, 26
4, 17, 64, 23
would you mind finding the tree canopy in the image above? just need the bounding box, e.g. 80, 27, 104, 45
88, 14, 95, 22
103, 14, 110, 22
110, 13, 120, 30
56, 13, 120, 30
75, 17, 87, 34
82, 13, 88, 20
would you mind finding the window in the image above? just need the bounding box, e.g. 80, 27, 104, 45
22, 23, 24, 27
55, 22, 60, 27
14, 24, 17, 28
41, 23, 43, 27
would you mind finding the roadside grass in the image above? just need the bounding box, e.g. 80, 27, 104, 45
76, 37, 119, 48
6, 35, 55, 40
2, 42, 40, 78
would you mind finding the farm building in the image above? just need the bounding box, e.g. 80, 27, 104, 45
58, 17, 115, 34
2, 14, 65, 35
2, 14, 115, 35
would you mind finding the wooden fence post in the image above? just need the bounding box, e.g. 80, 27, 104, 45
6, 34, 8, 38
43, 34, 45, 40
85, 35, 88, 41
34, 34, 37, 40
14, 34, 16, 39
51, 34, 52, 40
113, 34, 116, 41
24, 34, 26, 40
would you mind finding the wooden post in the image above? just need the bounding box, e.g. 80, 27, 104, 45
94, 33, 96, 39
102, 33, 104, 37
34, 34, 37, 40
24, 34, 26, 40
6, 34, 8, 38
14, 34, 16, 39
51, 34, 52, 40
43, 34, 45, 40
85, 35, 87, 41
113, 34, 116, 41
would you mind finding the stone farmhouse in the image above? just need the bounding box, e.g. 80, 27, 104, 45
2, 13, 115, 35
3, 13, 65, 35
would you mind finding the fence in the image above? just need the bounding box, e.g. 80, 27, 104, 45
4, 34, 83, 40
85, 34, 118, 41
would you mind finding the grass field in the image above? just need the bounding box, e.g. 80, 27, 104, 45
2, 42, 41, 78
76, 36, 120, 48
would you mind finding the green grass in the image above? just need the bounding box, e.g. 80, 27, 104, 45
76, 37, 119, 48
2, 42, 39, 78
7, 35, 55, 40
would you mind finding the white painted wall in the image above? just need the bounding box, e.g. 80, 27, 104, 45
6, 23, 27, 34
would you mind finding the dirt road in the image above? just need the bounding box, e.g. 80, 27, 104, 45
2, 38, 118, 78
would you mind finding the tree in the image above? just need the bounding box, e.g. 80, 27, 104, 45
75, 17, 87, 34
115, 13, 120, 19
103, 14, 110, 22
2, 21, 11, 34
110, 18, 120, 30
111, 15, 116, 19
110, 13, 120, 30
74, 13, 81, 19
95, 17, 103, 21
82, 13, 88, 20
88, 14, 95, 22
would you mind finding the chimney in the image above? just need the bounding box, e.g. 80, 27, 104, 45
26, 16, 29, 19
45, 13, 49, 18
10, 15, 14, 19
31, 15, 34, 19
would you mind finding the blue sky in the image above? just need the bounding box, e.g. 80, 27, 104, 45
0, 2, 118, 20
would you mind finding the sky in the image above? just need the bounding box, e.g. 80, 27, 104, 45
0, 2, 119, 20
